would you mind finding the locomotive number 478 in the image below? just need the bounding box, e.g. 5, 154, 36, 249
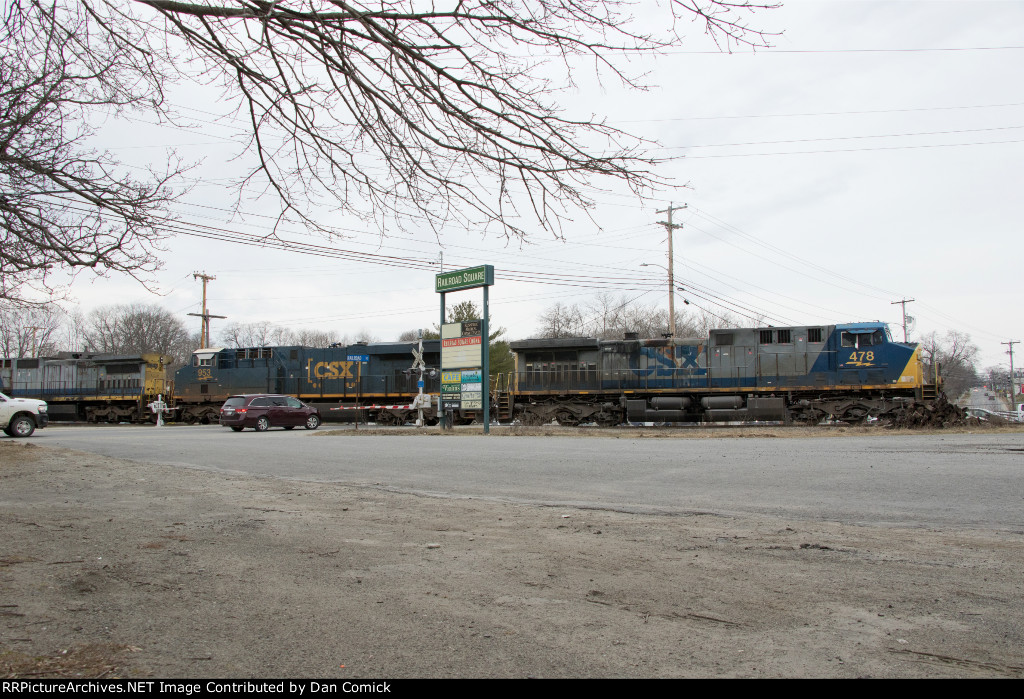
847, 351, 875, 365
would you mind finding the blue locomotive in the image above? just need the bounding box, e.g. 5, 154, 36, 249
173, 340, 443, 424
499, 321, 936, 425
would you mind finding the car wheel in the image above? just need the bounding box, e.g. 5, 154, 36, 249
9, 415, 36, 438
255, 416, 270, 432
305, 415, 320, 430
230, 426, 244, 432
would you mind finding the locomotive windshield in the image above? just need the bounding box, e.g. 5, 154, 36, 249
841, 329, 885, 349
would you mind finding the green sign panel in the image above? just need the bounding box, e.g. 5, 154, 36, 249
435, 265, 494, 293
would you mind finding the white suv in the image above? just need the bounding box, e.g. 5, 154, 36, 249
0, 391, 49, 438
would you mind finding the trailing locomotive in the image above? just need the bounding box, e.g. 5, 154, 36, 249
498, 322, 939, 425
0, 352, 171, 422
173, 340, 444, 425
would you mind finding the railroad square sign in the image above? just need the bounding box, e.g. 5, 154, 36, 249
435, 265, 494, 293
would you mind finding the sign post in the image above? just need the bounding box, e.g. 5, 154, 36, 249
436, 265, 494, 434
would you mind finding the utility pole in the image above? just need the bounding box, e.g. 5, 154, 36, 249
656, 202, 686, 342
891, 298, 914, 343
1004, 340, 1019, 408
188, 272, 227, 348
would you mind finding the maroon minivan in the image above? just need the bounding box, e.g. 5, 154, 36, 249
219, 394, 321, 432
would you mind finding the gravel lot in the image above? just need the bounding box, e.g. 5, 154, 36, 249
1, 429, 1023, 678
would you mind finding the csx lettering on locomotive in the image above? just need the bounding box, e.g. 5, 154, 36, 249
309, 360, 356, 379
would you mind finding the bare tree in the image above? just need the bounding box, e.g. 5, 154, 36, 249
4, 2, 776, 291
0, 303, 65, 357
0, 1, 185, 304
918, 330, 980, 400
352, 329, 380, 344
220, 321, 293, 347
537, 293, 747, 340
132, 0, 775, 240
537, 302, 586, 338
81, 303, 195, 363
292, 328, 344, 347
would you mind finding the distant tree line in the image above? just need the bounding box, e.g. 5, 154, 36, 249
533, 292, 749, 341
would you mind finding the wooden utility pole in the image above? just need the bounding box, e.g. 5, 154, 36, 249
188, 272, 227, 348
890, 298, 914, 343
1004, 340, 1019, 408
656, 203, 686, 341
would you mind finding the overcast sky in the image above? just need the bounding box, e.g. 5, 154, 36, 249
59, 0, 1023, 370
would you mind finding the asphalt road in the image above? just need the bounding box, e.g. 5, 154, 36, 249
19, 424, 1024, 530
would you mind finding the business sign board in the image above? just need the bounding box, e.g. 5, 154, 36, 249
435, 265, 495, 293
441, 324, 485, 410
441, 322, 483, 369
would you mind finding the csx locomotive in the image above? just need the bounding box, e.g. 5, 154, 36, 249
173, 341, 443, 424
0, 352, 171, 422
500, 321, 937, 425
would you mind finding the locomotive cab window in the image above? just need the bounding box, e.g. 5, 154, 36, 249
842, 329, 885, 349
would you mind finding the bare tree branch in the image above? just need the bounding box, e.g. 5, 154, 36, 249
0, 0, 188, 304
2, 1, 779, 302
123, 0, 778, 240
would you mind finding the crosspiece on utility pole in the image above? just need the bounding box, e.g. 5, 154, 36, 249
891, 298, 915, 343
189, 271, 227, 348
656, 203, 686, 342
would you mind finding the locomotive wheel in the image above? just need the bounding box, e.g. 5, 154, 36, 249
255, 417, 270, 432
517, 410, 545, 426
555, 410, 580, 427
840, 406, 870, 424
594, 412, 621, 428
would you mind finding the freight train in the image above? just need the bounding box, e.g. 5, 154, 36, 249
0, 320, 945, 427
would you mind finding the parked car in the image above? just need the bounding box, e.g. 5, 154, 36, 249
0, 391, 48, 437
219, 394, 321, 432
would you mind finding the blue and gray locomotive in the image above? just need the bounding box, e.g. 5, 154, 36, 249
499, 321, 936, 425
173, 340, 443, 424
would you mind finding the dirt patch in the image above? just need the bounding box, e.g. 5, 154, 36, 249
1, 440, 1022, 678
